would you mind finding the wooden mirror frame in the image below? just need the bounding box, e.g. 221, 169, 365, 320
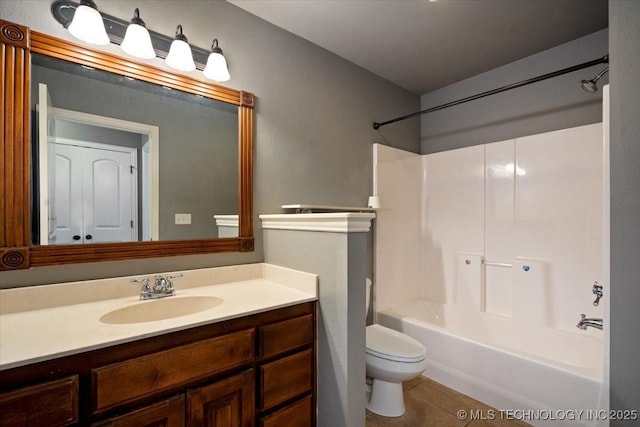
0, 20, 254, 271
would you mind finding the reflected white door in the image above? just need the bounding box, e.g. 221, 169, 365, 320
52, 143, 136, 244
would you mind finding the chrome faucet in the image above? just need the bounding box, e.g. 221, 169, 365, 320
577, 314, 603, 330
130, 274, 183, 300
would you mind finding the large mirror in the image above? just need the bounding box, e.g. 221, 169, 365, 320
0, 20, 254, 270
32, 53, 239, 245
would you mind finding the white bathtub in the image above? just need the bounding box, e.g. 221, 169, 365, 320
378, 299, 605, 427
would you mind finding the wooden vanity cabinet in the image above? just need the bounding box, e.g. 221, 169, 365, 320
0, 375, 79, 426
256, 314, 315, 426
0, 302, 316, 427
91, 394, 185, 427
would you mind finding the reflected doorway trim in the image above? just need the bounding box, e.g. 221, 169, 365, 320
38, 105, 160, 243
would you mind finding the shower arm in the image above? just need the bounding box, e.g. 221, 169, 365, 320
592, 67, 610, 82
373, 55, 609, 130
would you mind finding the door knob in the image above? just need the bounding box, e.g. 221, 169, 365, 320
73, 235, 81, 240
85, 234, 93, 240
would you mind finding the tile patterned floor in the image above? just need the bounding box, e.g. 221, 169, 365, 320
365, 376, 531, 427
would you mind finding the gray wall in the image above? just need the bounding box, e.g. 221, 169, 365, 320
609, 0, 640, 421
0, 0, 418, 287
263, 228, 367, 427
420, 29, 608, 154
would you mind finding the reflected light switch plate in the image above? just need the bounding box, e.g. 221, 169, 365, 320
175, 213, 191, 225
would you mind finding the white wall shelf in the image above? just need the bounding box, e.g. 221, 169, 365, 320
282, 204, 376, 213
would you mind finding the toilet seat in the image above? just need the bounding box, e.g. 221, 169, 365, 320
366, 324, 426, 363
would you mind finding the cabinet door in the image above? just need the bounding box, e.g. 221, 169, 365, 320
92, 395, 184, 427
186, 370, 254, 427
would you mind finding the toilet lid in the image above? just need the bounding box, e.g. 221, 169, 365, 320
366, 324, 426, 363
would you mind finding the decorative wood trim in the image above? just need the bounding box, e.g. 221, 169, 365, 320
0, 248, 30, 270
0, 19, 255, 270
29, 239, 241, 267
1, 19, 31, 256
0, 21, 29, 49
240, 238, 255, 252
239, 105, 254, 240
240, 91, 255, 108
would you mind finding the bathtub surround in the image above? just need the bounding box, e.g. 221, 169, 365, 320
261, 213, 375, 427
374, 121, 605, 426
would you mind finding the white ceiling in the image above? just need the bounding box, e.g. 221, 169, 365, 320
228, 0, 608, 95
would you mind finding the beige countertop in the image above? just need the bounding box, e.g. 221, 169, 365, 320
0, 263, 317, 371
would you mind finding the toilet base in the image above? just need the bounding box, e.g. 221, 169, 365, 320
366, 378, 405, 417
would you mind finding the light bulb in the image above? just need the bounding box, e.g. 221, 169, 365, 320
121, 8, 155, 59
165, 25, 196, 72
203, 39, 230, 82
67, 0, 109, 46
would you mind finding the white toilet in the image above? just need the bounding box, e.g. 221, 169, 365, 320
365, 280, 427, 417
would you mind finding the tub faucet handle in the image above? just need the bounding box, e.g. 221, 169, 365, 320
592, 282, 603, 306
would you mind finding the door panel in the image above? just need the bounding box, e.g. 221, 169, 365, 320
51, 143, 136, 244
85, 150, 135, 243
52, 146, 83, 244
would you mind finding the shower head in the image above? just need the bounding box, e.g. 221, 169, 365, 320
580, 67, 609, 93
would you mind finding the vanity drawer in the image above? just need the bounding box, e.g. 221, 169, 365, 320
91, 394, 185, 427
0, 375, 79, 426
259, 395, 312, 427
259, 314, 313, 358
259, 349, 313, 410
92, 329, 253, 413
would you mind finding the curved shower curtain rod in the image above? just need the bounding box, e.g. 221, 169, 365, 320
372, 55, 609, 130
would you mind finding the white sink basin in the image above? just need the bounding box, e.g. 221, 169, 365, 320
99, 296, 223, 324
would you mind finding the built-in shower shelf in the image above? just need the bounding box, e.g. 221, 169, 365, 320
282, 204, 377, 213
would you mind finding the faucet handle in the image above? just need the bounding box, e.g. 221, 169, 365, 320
130, 278, 151, 293
592, 282, 603, 306
165, 274, 183, 292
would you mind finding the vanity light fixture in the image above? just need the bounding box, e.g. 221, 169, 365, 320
52, 1, 230, 80
67, 0, 109, 45
165, 25, 196, 72
120, 8, 156, 59
203, 39, 231, 82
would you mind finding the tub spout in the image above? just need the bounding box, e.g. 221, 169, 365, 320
577, 314, 603, 330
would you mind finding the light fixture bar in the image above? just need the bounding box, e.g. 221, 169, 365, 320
51, 0, 210, 70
